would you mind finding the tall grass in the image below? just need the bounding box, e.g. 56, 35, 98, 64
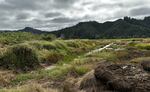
0, 44, 40, 71
135, 43, 150, 50
0, 83, 58, 92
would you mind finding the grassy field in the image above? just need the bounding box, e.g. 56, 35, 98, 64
0, 32, 150, 92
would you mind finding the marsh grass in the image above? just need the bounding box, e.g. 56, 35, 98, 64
87, 51, 118, 62
0, 39, 104, 89
0, 83, 58, 92
131, 57, 150, 64
135, 43, 150, 50
0, 44, 40, 71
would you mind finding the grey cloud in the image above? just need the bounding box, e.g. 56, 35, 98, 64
0, 0, 44, 10
45, 12, 63, 18
91, 3, 124, 10
130, 7, 150, 16
51, 17, 78, 23
52, 0, 78, 9
0, 0, 150, 31
15, 13, 31, 20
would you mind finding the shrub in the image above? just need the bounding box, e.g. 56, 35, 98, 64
42, 42, 57, 50
0, 44, 40, 71
54, 40, 69, 50
40, 34, 56, 41
41, 51, 64, 65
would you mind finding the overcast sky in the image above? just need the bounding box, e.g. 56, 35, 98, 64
0, 0, 150, 31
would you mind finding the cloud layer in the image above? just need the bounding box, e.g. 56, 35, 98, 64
0, 0, 150, 31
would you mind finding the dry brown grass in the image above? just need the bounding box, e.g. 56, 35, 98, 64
0, 83, 59, 92
0, 71, 15, 87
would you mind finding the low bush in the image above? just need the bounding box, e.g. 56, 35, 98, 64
41, 51, 64, 65
40, 34, 56, 41
0, 44, 40, 71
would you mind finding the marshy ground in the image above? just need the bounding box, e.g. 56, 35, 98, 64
0, 32, 150, 92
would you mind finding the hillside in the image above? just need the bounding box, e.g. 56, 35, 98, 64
1, 16, 150, 39
18, 27, 49, 34
51, 16, 150, 39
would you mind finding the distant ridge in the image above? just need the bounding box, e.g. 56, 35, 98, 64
51, 16, 150, 39
18, 27, 48, 34
1, 16, 150, 39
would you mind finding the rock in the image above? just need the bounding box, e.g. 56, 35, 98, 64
79, 70, 113, 92
94, 62, 150, 92
141, 60, 150, 71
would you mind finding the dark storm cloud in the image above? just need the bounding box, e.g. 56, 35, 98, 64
130, 7, 150, 16
0, 0, 150, 31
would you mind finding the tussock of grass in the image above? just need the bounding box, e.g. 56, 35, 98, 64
29, 40, 69, 51
73, 66, 91, 76
29, 41, 57, 50
135, 43, 150, 50
0, 44, 40, 71
39, 50, 64, 65
131, 57, 150, 64
40, 34, 56, 41
88, 51, 118, 62
72, 57, 102, 65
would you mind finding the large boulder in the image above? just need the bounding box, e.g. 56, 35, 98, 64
141, 60, 150, 71
94, 62, 150, 92
80, 62, 150, 92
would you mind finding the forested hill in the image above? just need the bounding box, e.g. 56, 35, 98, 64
1, 16, 150, 39
51, 16, 150, 39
